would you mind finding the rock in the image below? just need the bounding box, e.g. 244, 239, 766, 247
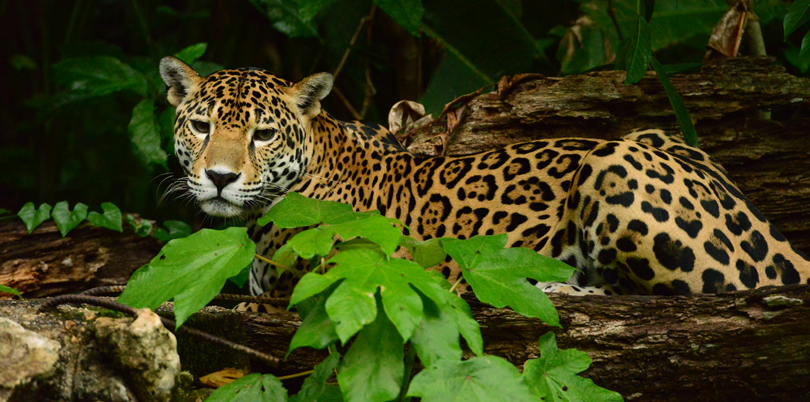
0, 317, 61, 402
94, 308, 182, 402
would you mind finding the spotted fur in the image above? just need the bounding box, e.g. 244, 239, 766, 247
159, 56, 810, 297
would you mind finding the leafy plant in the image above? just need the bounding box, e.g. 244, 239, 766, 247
17, 202, 53, 233
120, 193, 622, 401
15, 201, 124, 236
0, 284, 23, 300
52, 201, 89, 236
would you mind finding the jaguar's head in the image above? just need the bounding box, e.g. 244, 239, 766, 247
159, 56, 333, 217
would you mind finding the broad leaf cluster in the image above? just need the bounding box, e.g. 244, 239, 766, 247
121, 192, 621, 401
17, 201, 122, 235
51, 43, 221, 171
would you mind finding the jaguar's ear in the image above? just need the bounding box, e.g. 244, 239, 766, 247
290, 72, 334, 118
159, 56, 202, 107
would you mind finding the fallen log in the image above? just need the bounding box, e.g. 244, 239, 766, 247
0, 217, 162, 299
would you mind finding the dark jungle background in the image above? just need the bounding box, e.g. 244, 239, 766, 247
1, 0, 808, 227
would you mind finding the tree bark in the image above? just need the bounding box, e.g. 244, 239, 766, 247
407, 57, 810, 256
0, 216, 162, 299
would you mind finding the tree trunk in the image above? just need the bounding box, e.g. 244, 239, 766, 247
407, 57, 810, 256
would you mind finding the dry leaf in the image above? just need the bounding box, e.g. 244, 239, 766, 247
497, 73, 545, 99
388, 100, 426, 134
439, 87, 486, 120
198, 367, 247, 388
704, 1, 750, 63
446, 105, 466, 138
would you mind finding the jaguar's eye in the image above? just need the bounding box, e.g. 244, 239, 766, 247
254, 128, 276, 142
191, 120, 210, 134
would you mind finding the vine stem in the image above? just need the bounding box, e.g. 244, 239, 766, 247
254, 254, 305, 278
397, 344, 416, 402
448, 276, 464, 293
277, 370, 315, 381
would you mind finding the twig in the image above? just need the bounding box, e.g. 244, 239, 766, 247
448, 277, 463, 293
81, 286, 291, 307
333, 5, 377, 81
254, 253, 305, 278
332, 87, 362, 120
607, 0, 624, 41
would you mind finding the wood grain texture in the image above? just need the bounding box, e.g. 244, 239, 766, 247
0, 217, 162, 298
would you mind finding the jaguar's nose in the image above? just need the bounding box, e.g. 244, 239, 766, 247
205, 169, 240, 192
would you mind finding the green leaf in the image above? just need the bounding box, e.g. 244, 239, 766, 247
651, 58, 698, 147
785, 41, 810, 73
407, 356, 536, 402
557, 21, 614, 75
296, 249, 425, 342
337, 294, 404, 402
206, 373, 288, 402
399, 237, 447, 268
0, 284, 23, 299
290, 247, 482, 357
284, 214, 403, 259
409, 290, 462, 367
600, 0, 726, 49
291, 352, 343, 402
129, 98, 168, 169
259, 192, 351, 228
262, 193, 403, 257
291, 250, 413, 343
174, 43, 208, 65
51, 201, 88, 237
118, 227, 255, 327
228, 265, 252, 288
374, 0, 424, 35
801, 30, 810, 66
18, 202, 52, 233
248, 0, 320, 38
522, 333, 624, 402
784, 0, 810, 40
441, 235, 575, 327
154, 220, 192, 242
159, 108, 176, 155
10, 54, 37, 71
640, 0, 655, 22
126, 214, 153, 237
191, 60, 225, 77
52, 56, 148, 98
419, 0, 543, 114
299, 0, 338, 22
289, 283, 341, 354
624, 16, 652, 85
87, 203, 123, 232
0, 209, 10, 216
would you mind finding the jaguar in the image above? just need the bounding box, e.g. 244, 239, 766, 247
159, 56, 810, 297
